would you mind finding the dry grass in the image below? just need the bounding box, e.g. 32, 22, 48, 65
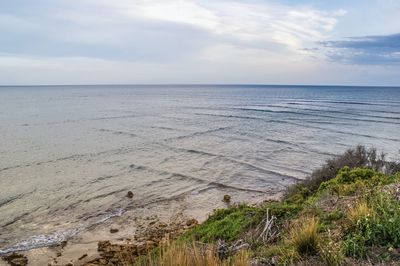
289, 217, 320, 256
347, 201, 374, 225
134, 241, 251, 266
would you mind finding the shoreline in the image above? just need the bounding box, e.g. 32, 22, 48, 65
1, 191, 282, 266
1, 205, 197, 266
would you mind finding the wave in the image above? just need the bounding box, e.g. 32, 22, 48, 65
195, 112, 400, 142
155, 142, 308, 179
0, 229, 81, 256
163, 126, 232, 141
285, 102, 400, 116
0, 147, 134, 174
0, 189, 37, 209
0, 209, 125, 256
20, 114, 140, 127
128, 161, 297, 194
248, 104, 400, 121
236, 107, 400, 125
287, 99, 400, 107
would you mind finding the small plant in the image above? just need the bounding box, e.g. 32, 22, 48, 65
278, 247, 301, 266
347, 201, 374, 225
343, 234, 367, 258
319, 238, 344, 266
289, 217, 320, 256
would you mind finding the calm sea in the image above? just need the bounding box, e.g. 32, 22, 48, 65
1, 85, 400, 253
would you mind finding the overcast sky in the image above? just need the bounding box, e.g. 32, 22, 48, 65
1, 0, 399, 86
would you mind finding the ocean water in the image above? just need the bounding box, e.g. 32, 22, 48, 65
1, 85, 400, 254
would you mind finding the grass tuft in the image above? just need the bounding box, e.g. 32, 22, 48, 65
347, 201, 374, 225
289, 217, 320, 256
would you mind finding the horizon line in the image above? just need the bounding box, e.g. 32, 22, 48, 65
1, 83, 400, 88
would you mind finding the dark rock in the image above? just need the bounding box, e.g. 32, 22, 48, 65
127, 191, 134, 198
98, 241, 111, 252
78, 253, 88, 260
223, 194, 231, 203
60, 241, 67, 249
2, 253, 28, 266
186, 218, 198, 227
110, 228, 119, 233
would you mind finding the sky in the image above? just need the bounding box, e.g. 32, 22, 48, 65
0, 0, 399, 86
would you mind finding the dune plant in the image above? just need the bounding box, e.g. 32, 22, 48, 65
289, 217, 320, 256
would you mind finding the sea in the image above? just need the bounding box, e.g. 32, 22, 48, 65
1, 85, 400, 254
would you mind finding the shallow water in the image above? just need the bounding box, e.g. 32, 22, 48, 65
1, 85, 400, 253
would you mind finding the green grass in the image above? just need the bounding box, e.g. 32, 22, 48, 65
180, 205, 265, 242
343, 191, 400, 258
180, 202, 303, 243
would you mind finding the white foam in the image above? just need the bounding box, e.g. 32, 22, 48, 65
0, 208, 125, 255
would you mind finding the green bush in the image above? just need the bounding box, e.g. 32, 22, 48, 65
181, 205, 265, 242
286, 145, 400, 199
344, 192, 400, 257
337, 167, 376, 183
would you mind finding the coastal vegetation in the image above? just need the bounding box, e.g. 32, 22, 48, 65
133, 146, 400, 265
3, 146, 399, 266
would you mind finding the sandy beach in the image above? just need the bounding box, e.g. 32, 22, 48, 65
2, 189, 281, 266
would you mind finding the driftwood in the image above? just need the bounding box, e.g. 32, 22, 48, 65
256, 209, 278, 244
217, 239, 249, 259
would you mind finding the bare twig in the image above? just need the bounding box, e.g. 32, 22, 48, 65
216, 239, 249, 259
256, 209, 278, 243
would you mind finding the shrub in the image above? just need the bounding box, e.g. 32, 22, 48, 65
286, 145, 400, 199
303, 145, 384, 191
337, 167, 376, 183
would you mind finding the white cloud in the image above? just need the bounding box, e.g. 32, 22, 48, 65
40, 0, 345, 54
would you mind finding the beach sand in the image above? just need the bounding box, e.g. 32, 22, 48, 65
1, 195, 224, 266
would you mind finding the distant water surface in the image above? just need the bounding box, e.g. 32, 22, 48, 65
1, 85, 400, 253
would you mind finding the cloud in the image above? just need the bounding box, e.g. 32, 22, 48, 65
2, 0, 399, 85
0, 0, 344, 61
321, 33, 400, 64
